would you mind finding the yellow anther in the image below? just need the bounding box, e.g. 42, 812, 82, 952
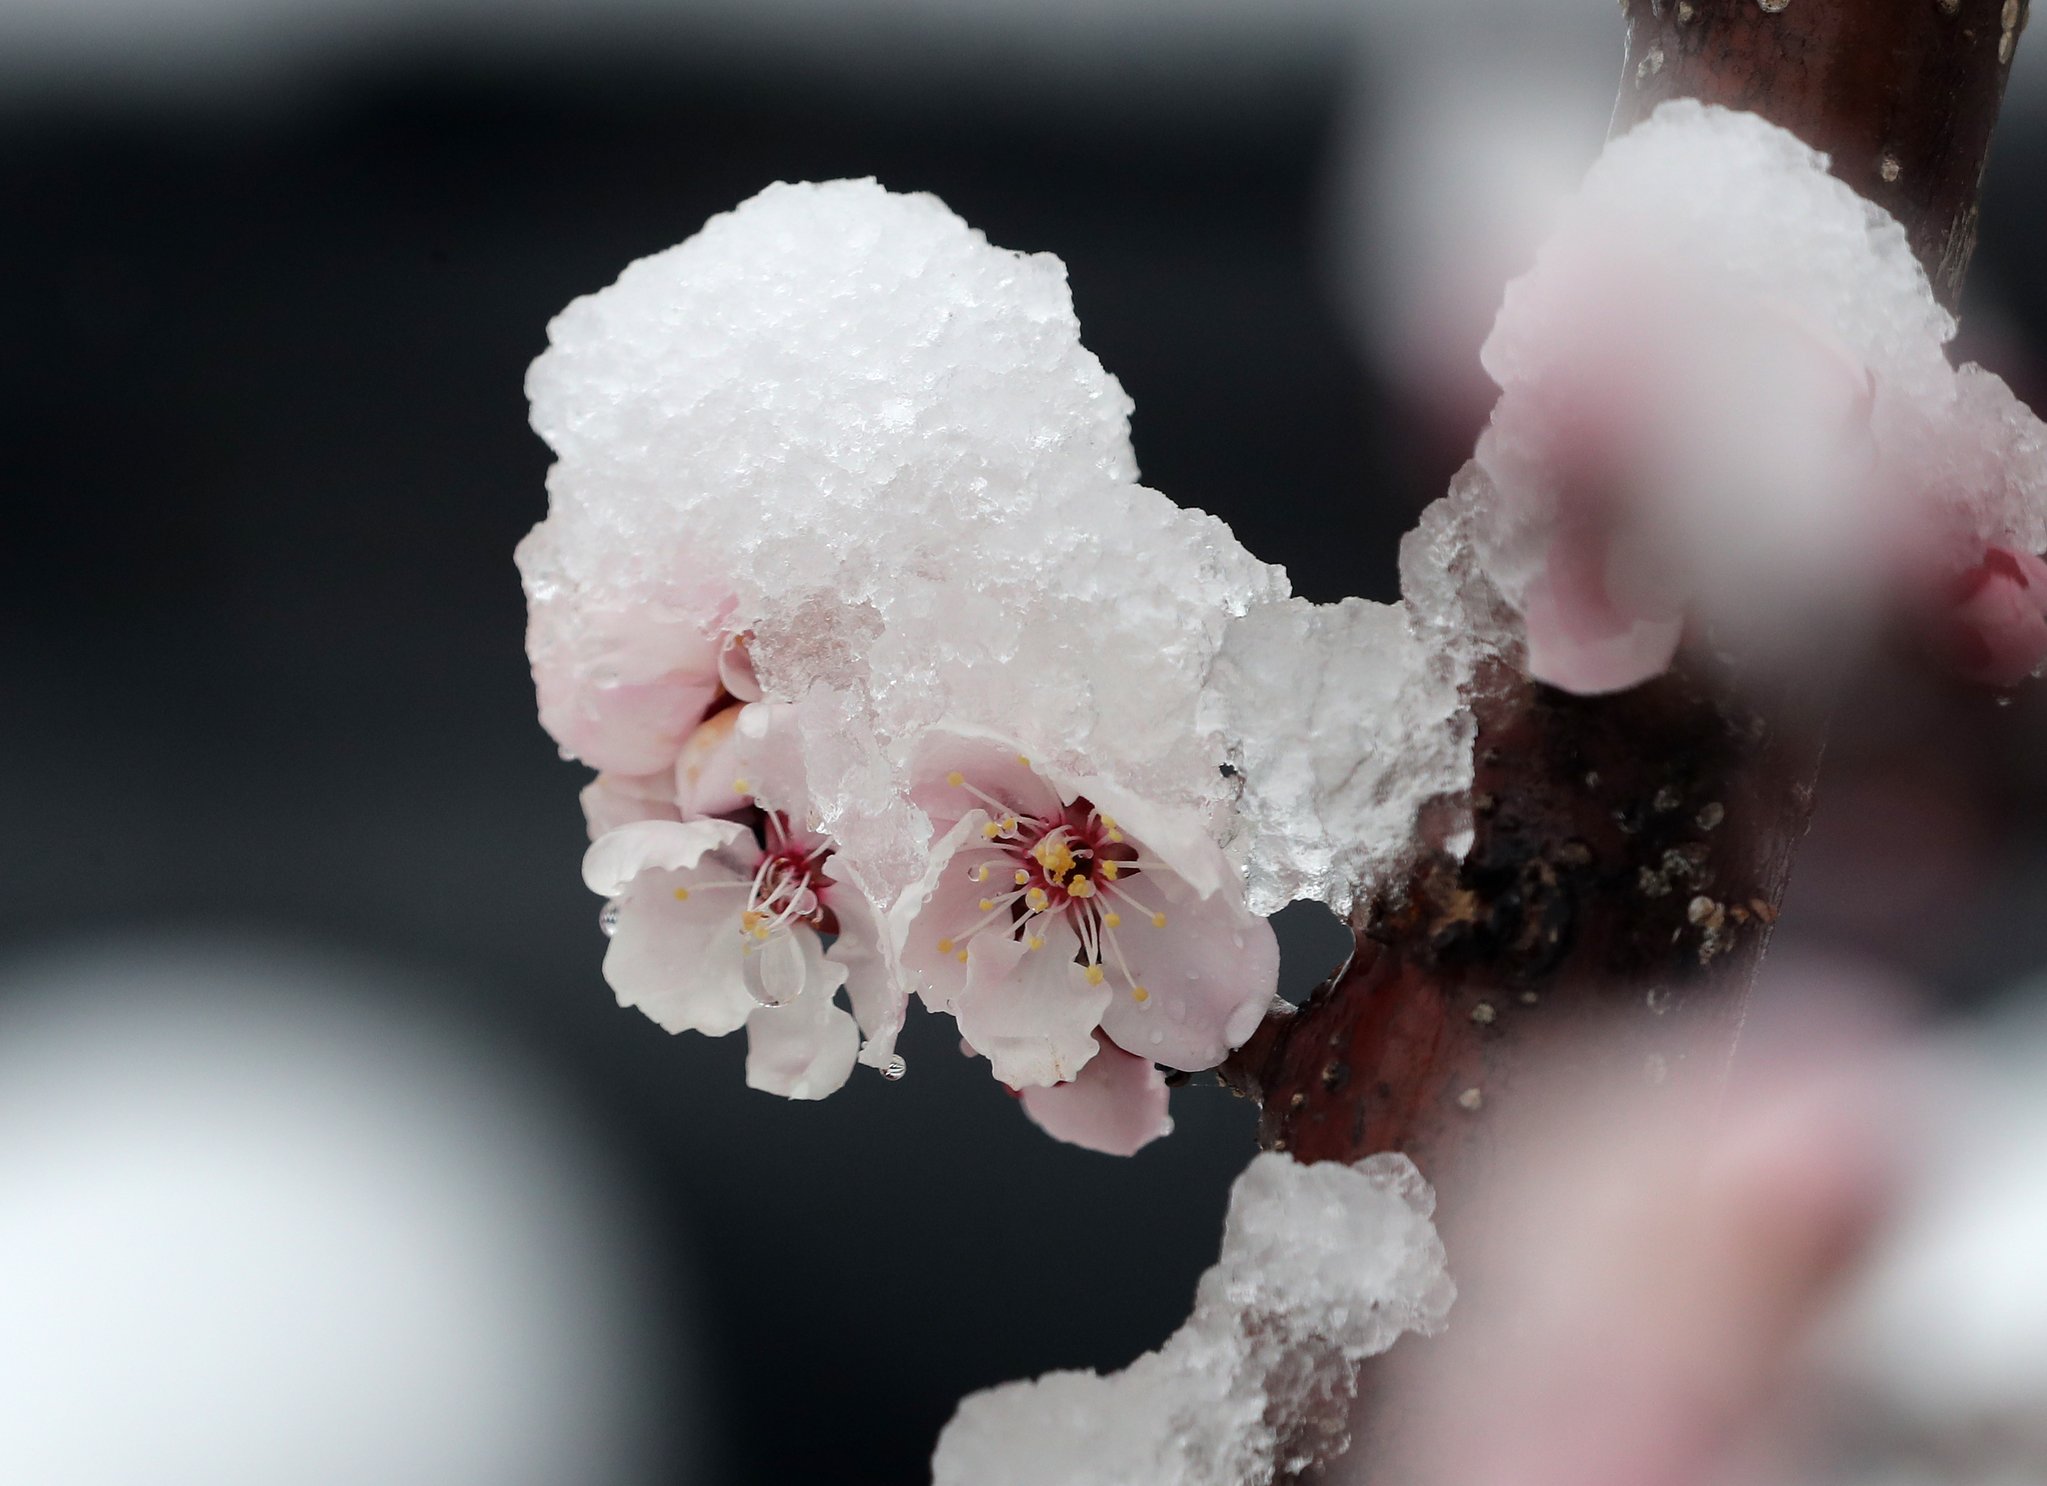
1000, 817, 1018, 835
672, 887, 691, 902
947, 770, 965, 787
1025, 888, 1050, 912
956, 949, 970, 964
1031, 834, 1077, 881
741, 910, 762, 929
1100, 860, 1120, 880
978, 898, 995, 912
1131, 987, 1150, 1004
1084, 965, 1105, 986
1105, 912, 1122, 928
1015, 753, 1031, 766
1067, 878, 1094, 899
1099, 814, 1117, 830
732, 777, 750, 795
936, 937, 955, 954
983, 822, 1002, 840
971, 864, 989, 881
1028, 935, 1045, 951
1151, 912, 1168, 928
1014, 868, 1031, 886
1107, 829, 1124, 844
753, 925, 772, 941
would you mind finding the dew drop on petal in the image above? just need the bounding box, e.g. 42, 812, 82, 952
881, 1054, 908, 1082
598, 900, 623, 938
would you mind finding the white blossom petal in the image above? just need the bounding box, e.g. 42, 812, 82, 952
602, 864, 758, 1037
1096, 865, 1277, 1073
956, 928, 1108, 1089
1018, 1036, 1173, 1157
897, 810, 999, 1015
578, 771, 682, 841
581, 818, 748, 897
743, 940, 858, 1100
744, 928, 810, 1008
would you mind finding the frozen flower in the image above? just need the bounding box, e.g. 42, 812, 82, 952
1942, 546, 2047, 689
898, 733, 1276, 1092
1017, 1034, 1173, 1157
582, 813, 899, 1098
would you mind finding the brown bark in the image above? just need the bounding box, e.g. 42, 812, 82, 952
1218, 4, 2024, 1475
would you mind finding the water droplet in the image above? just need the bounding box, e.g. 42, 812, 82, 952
880, 1054, 908, 1082
1757, 0, 1789, 12
599, 901, 623, 937
1148, 1030, 1164, 1047
1879, 153, 1902, 183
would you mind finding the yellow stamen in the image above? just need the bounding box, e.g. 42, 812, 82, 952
947, 770, 965, 787
1014, 868, 1031, 886
672, 887, 691, 902
1027, 935, 1045, 951
978, 898, 995, 912
936, 937, 955, 954
1084, 965, 1105, 986
1031, 834, 1077, 882
1100, 860, 1120, 880
1151, 912, 1168, 929
983, 822, 1002, 840
732, 777, 750, 795
1105, 912, 1122, 928
1132, 987, 1150, 1004
955, 949, 970, 964
1015, 753, 1031, 767
1025, 888, 1050, 912
1067, 878, 1095, 899
752, 925, 771, 941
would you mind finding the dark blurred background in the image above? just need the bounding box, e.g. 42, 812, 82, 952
6, 3, 2047, 1481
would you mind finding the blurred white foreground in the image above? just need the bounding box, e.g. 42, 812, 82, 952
0, 935, 692, 1486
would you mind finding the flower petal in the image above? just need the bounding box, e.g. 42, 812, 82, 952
602, 863, 758, 1036
673, 703, 755, 818
909, 730, 1062, 836
531, 608, 725, 776
955, 928, 1108, 1089
1095, 865, 1277, 1073
1018, 1035, 1173, 1156
582, 818, 748, 897
744, 939, 858, 1100
579, 771, 683, 840
820, 857, 910, 1070
897, 810, 1001, 1015
718, 633, 763, 703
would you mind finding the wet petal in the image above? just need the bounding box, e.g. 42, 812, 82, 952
1947, 547, 2047, 688
582, 818, 748, 897
1096, 864, 1277, 1073
820, 857, 910, 1069
956, 929, 1107, 1089
743, 939, 858, 1100
744, 927, 810, 1008
602, 863, 758, 1036
897, 810, 1003, 1015
1524, 530, 1682, 695
1018, 1035, 1173, 1156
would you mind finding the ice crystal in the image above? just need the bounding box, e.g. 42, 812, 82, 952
931, 1152, 1455, 1486
1203, 598, 1474, 916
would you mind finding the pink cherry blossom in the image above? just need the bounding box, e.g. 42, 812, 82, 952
1017, 1035, 1173, 1157
583, 813, 898, 1098
1943, 547, 2047, 689
898, 734, 1276, 1092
